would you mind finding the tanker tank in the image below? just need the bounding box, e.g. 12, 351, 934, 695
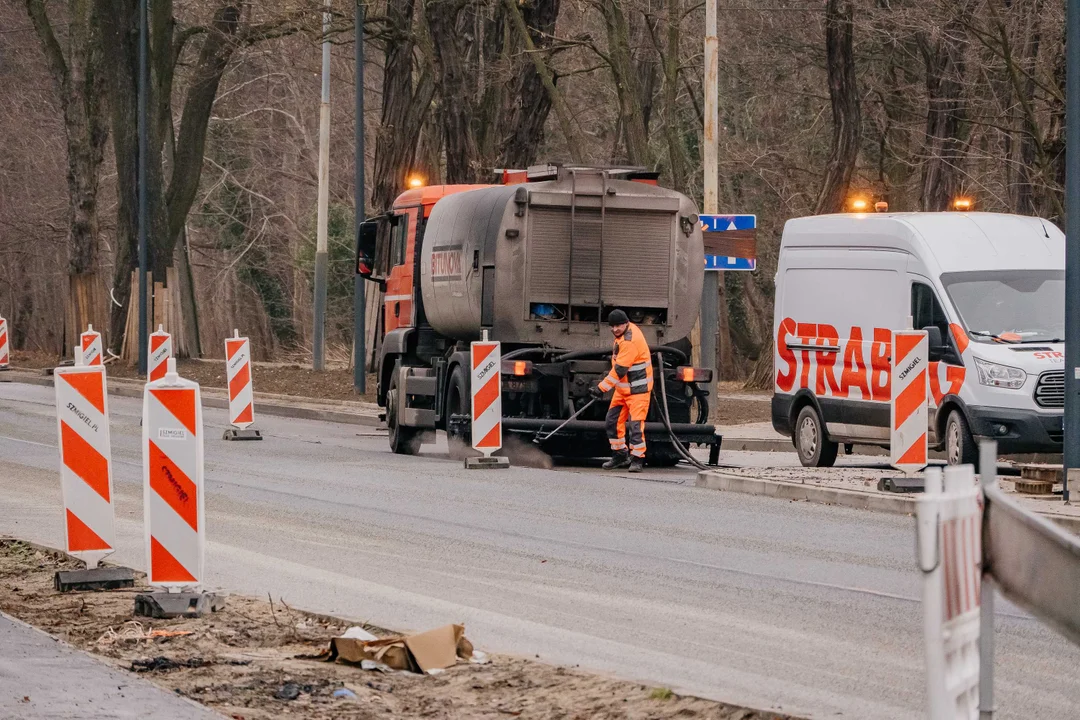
419, 169, 704, 351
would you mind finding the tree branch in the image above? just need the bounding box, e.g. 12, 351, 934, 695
24, 0, 68, 88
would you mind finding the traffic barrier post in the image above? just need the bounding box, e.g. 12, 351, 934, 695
148, 325, 172, 382
466, 333, 509, 469
0, 315, 9, 370
52, 361, 135, 591
135, 358, 222, 618
891, 328, 929, 474
80, 324, 103, 367
223, 330, 261, 441
917, 464, 982, 720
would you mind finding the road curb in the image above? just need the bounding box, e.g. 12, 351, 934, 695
4, 371, 383, 429
696, 470, 1080, 534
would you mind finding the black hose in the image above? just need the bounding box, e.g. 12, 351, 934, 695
653, 350, 711, 471
555, 348, 612, 362
501, 347, 552, 361
653, 345, 688, 365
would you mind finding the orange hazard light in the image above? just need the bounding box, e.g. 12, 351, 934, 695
676, 366, 713, 383
501, 360, 533, 376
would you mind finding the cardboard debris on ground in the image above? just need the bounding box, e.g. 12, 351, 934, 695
317, 624, 472, 674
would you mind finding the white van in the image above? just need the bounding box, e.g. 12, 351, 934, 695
771, 212, 1065, 467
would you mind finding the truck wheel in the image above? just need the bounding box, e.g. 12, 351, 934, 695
445, 366, 471, 460
387, 371, 422, 455
945, 409, 978, 468
795, 404, 838, 468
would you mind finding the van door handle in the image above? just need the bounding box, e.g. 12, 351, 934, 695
394, 302, 400, 318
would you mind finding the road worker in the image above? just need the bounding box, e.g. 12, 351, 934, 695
591, 309, 653, 473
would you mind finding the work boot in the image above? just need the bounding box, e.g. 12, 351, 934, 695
602, 450, 630, 470
628, 456, 644, 473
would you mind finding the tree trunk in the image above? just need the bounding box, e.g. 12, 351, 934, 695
660, 0, 687, 190
917, 6, 972, 212
599, 0, 653, 166
814, 0, 860, 215
427, 0, 482, 183
372, 0, 436, 212
497, 0, 560, 168
25, 0, 110, 352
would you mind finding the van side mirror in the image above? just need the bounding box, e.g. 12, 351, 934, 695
923, 326, 946, 361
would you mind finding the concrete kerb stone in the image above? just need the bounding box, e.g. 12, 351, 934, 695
7, 370, 383, 428
696, 470, 1080, 534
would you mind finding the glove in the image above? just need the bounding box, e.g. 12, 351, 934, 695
589, 385, 604, 400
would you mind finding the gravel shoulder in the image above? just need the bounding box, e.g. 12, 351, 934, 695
0, 539, 798, 720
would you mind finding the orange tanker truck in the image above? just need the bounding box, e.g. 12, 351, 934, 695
355, 165, 720, 465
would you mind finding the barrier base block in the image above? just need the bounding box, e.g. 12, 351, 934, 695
464, 455, 510, 470
134, 591, 226, 619
878, 476, 925, 493
54, 566, 136, 592
223, 427, 262, 441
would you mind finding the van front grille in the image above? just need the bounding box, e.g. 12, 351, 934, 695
1034, 370, 1064, 409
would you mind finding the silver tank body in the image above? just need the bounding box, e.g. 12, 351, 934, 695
420, 170, 704, 351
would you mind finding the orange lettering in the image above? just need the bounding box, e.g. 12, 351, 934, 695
815, 324, 842, 395
840, 327, 870, 399
871, 328, 891, 401
775, 317, 797, 392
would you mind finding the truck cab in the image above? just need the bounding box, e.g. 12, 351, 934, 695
771, 212, 1064, 467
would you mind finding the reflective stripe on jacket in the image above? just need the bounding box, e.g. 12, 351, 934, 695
597, 322, 653, 395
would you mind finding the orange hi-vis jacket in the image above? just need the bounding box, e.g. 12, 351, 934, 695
598, 322, 654, 395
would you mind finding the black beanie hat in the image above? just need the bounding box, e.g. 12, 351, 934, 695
607, 309, 629, 326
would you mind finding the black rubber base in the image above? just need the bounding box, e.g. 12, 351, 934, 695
55, 566, 136, 592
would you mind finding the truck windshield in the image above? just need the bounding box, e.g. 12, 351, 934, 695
941, 270, 1064, 344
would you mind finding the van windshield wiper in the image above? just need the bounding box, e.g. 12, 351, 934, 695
1020, 337, 1062, 344
969, 330, 1019, 344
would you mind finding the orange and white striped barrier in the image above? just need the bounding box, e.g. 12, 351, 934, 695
917, 465, 982, 719
0, 315, 9, 369
225, 330, 254, 430
148, 325, 172, 382
470, 338, 502, 455
142, 358, 204, 588
54, 363, 116, 569
891, 329, 928, 473
80, 324, 103, 367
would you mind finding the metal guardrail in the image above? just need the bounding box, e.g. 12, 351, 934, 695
983, 458, 1080, 647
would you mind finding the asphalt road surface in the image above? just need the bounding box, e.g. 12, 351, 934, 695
1, 381, 1078, 719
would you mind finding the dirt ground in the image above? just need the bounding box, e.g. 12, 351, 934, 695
10, 350, 377, 404
711, 382, 771, 427
0, 539, 798, 720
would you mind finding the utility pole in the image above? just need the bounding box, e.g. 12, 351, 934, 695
353, 0, 366, 393
137, 0, 149, 376
700, 0, 719, 395
313, 0, 332, 371
1065, 0, 1079, 503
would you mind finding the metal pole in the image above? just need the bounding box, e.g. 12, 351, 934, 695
1065, 0, 1080, 503
137, 0, 149, 376
978, 440, 997, 720
701, 0, 719, 391
353, 0, 366, 392
313, 0, 332, 371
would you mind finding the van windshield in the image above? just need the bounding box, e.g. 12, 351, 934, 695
941, 270, 1064, 344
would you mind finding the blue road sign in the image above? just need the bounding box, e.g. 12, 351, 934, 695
705, 255, 756, 271
701, 214, 756, 271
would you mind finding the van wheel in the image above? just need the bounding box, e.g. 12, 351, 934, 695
387, 370, 422, 455
795, 405, 838, 468
945, 410, 978, 468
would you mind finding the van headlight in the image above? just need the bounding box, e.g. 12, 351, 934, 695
973, 358, 1026, 389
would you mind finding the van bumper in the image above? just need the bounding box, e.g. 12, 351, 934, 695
772, 394, 794, 437
965, 405, 1063, 454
